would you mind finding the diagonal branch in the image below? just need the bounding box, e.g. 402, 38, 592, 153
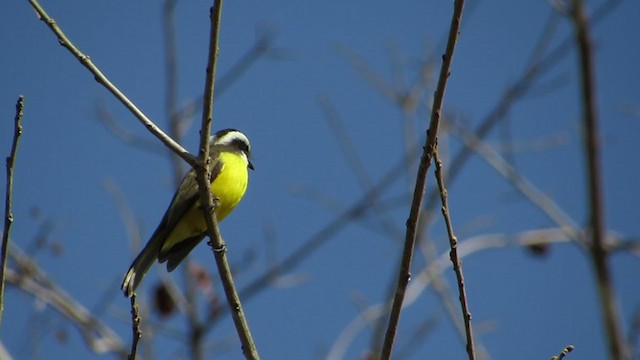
26, 0, 195, 167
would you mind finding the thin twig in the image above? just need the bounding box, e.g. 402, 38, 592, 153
26, 0, 195, 167
127, 295, 142, 360
193, 1, 259, 358
419, 240, 491, 360
380, 1, 465, 358
433, 149, 475, 360
570, 1, 627, 359
550, 344, 575, 360
0, 95, 24, 324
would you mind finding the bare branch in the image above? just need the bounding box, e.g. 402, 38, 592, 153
127, 295, 142, 360
26, 0, 195, 167
381, 1, 466, 358
193, 1, 260, 358
570, 1, 628, 358
434, 149, 476, 360
1, 95, 24, 324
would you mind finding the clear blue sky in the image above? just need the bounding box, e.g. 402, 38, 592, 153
2, 0, 639, 359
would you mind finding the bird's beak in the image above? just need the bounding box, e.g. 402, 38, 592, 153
248, 161, 255, 170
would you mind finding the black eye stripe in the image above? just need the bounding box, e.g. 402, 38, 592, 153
230, 138, 250, 154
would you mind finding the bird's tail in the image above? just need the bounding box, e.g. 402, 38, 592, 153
121, 237, 163, 298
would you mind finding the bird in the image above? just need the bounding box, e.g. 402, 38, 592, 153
121, 129, 253, 297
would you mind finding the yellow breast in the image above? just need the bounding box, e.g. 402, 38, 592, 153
209, 151, 249, 221
165, 152, 249, 244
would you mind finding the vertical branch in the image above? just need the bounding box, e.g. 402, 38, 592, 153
194, 1, 260, 359
127, 295, 142, 360
433, 150, 475, 360
380, 1, 465, 358
570, 1, 627, 359
0, 95, 24, 324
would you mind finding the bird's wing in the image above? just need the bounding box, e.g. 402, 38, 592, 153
164, 150, 224, 229
156, 151, 224, 267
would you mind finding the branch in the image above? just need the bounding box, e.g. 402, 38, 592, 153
127, 295, 142, 360
0, 95, 24, 324
570, 1, 627, 358
193, 1, 259, 359
380, 1, 465, 358
26, 0, 195, 167
433, 150, 476, 360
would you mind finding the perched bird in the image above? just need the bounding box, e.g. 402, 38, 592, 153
121, 129, 253, 297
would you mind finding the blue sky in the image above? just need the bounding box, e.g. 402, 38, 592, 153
2, 0, 639, 359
